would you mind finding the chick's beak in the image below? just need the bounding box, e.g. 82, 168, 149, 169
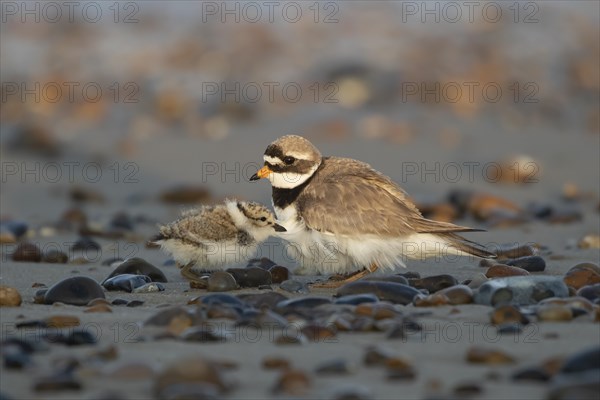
250, 165, 272, 181
273, 223, 287, 232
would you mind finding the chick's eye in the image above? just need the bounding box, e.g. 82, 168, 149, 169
283, 156, 295, 165
260, 217, 267, 221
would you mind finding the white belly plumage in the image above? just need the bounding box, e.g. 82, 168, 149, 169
158, 238, 260, 271
275, 205, 468, 275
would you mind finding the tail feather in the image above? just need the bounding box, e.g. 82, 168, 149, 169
442, 232, 496, 259
415, 218, 486, 234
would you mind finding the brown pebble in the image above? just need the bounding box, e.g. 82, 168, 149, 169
275, 333, 308, 345
355, 302, 398, 320
154, 357, 228, 395
84, 304, 113, 313
579, 234, 600, 249
495, 243, 537, 260
262, 357, 291, 370
45, 315, 80, 328
269, 265, 290, 284
437, 284, 473, 305
466, 347, 516, 364
385, 357, 415, 380
536, 305, 573, 322
490, 305, 529, 325
486, 264, 529, 278
301, 324, 337, 342
564, 264, 600, 290
539, 297, 594, 313
272, 369, 311, 395
87, 298, 111, 306
0, 286, 22, 306
12, 242, 42, 262
364, 345, 394, 366
108, 362, 156, 380
467, 193, 521, 221
414, 293, 450, 307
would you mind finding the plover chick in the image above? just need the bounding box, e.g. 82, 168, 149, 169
153, 200, 286, 282
250, 135, 495, 287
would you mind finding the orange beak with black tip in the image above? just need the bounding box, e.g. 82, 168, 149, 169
250, 165, 272, 181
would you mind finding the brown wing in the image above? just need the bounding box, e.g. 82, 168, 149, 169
297, 157, 482, 237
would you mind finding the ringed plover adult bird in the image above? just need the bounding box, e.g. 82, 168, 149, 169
250, 135, 495, 287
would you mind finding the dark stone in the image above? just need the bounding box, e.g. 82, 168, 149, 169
111, 299, 129, 306
276, 297, 331, 312
12, 242, 42, 262
208, 271, 238, 292
269, 266, 289, 284
181, 327, 227, 343
102, 274, 152, 292
238, 292, 288, 309
360, 275, 409, 285
105, 257, 167, 282
512, 367, 551, 382
577, 284, 600, 302
71, 237, 100, 251
337, 281, 421, 305
41, 250, 69, 264
560, 346, 600, 374
409, 274, 458, 293
198, 293, 244, 308
495, 243, 537, 259
64, 329, 98, 346
279, 279, 309, 294
1, 221, 28, 238
126, 300, 145, 307
44, 276, 105, 306
506, 256, 546, 272
33, 373, 82, 392
335, 294, 379, 305
226, 267, 272, 287
474, 276, 568, 306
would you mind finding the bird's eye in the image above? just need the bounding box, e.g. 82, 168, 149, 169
260, 217, 267, 221
283, 156, 295, 165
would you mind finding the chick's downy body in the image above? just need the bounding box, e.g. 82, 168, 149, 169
154, 200, 284, 273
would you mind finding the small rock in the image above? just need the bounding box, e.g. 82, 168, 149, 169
208, 271, 238, 292
275, 333, 308, 345
355, 302, 398, 319
512, 366, 551, 382
272, 369, 311, 396
409, 274, 458, 293
315, 359, 355, 375
181, 326, 227, 343
133, 282, 165, 293
578, 234, 600, 249
494, 243, 537, 260
64, 329, 98, 346
0, 286, 22, 306
490, 305, 529, 325
41, 249, 69, 264
360, 275, 409, 285
467, 193, 521, 221
437, 284, 473, 305
1, 221, 28, 239
145, 307, 198, 335
105, 257, 168, 282
262, 357, 291, 370
560, 346, 600, 374
195, 293, 244, 308
154, 357, 228, 395
102, 274, 152, 292
486, 264, 530, 278
276, 297, 331, 313
335, 294, 379, 305
506, 256, 546, 272
474, 276, 569, 306
301, 324, 337, 342
577, 284, 600, 303
537, 305, 573, 321
106, 362, 155, 380
414, 293, 450, 307
564, 263, 600, 290
385, 357, 416, 381
466, 347, 516, 364
467, 273, 489, 289
226, 267, 272, 287
364, 345, 395, 366
71, 237, 101, 251
45, 315, 80, 328
269, 265, 289, 283
126, 300, 145, 307
238, 292, 288, 309
84, 304, 113, 313
12, 242, 42, 262
453, 382, 483, 396
33, 373, 82, 392
44, 276, 105, 306
329, 385, 373, 400
279, 279, 309, 294
337, 281, 421, 305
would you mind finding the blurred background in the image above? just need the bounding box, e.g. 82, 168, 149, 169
1, 1, 599, 259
